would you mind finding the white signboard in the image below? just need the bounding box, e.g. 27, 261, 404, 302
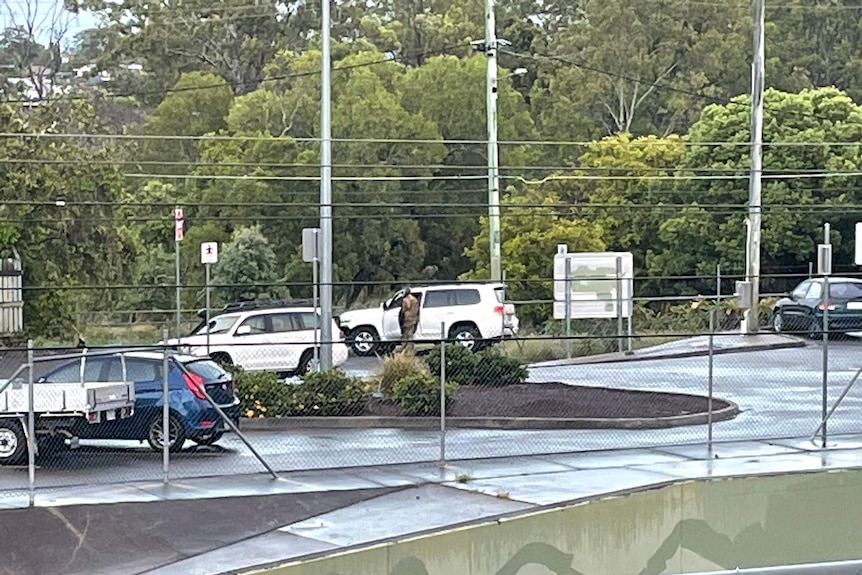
302, 228, 320, 263
553, 251, 634, 320
200, 242, 219, 264
855, 222, 862, 266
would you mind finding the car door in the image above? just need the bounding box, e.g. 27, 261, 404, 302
95, 357, 165, 439
382, 289, 407, 340
264, 312, 307, 371
420, 289, 451, 339
229, 314, 269, 370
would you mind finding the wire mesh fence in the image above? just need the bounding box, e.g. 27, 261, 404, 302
5, 276, 862, 507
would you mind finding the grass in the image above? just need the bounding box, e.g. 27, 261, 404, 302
500, 332, 686, 364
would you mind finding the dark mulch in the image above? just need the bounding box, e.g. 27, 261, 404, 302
367, 382, 730, 419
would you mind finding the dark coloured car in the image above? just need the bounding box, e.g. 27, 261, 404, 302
38, 351, 240, 451
772, 277, 862, 338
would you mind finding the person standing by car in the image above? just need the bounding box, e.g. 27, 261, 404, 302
399, 287, 420, 353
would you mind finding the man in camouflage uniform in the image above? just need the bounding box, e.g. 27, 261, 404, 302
399, 287, 420, 353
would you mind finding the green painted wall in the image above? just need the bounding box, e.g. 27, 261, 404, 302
249, 470, 862, 575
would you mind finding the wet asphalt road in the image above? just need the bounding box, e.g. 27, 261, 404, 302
3, 340, 862, 494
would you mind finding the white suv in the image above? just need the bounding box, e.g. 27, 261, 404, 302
338, 283, 519, 356
168, 306, 349, 375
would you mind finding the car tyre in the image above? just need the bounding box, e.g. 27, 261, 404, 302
349, 326, 380, 356
0, 420, 26, 466
295, 350, 314, 376
808, 316, 824, 340
772, 310, 783, 333
211, 352, 233, 367
449, 324, 481, 351
147, 413, 187, 453
192, 432, 224, 447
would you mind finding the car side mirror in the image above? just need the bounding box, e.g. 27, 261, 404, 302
235, 325, 252, 336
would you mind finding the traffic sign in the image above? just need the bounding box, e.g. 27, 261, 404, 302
200, 242, 219, 264
175, 207, 184, 242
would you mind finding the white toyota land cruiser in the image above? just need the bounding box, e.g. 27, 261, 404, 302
337, 283, 519, 356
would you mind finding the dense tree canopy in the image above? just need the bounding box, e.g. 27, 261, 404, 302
2, 0, 862, 335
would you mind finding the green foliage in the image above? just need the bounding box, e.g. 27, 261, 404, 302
291, 370, 372, 416
424, 344, 479, 384
475, 347, 529, 387
232, 368, 293, 418
391, 371, 458, 417
213, 226, 280, 302
375, 352, 431, 396
424, 345, 527, 386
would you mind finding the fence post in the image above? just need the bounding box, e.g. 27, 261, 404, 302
27, 338, 35, 507
162, 328, 170, 484
439, 321, 446, 466
564, 257, 572, 359
821, 275, 830, 448
707, 309, 715, 454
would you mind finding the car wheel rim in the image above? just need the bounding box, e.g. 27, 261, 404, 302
454, 331, 475, 348
354, 331, 375, 353
0, 429, 17, 458
151, 419, 179, 449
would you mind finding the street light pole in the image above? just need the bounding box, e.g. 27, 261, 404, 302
744, 0, 765, 335
485, 0, 502, 282
319, 0, 334, 369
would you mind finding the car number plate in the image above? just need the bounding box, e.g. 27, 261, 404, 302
848, 302, 862, 310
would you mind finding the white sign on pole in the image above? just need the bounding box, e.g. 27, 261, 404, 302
175, 207, 184, 242
200, 242, 219, 264
553, 251, 634, 320
855, 222, 862, 266
302, 228, 321, 263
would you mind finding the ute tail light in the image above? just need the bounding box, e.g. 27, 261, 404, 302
183, 372, 207, 400
494, 304, 516, 315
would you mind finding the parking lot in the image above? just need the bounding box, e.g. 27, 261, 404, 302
1, 337, 862, 495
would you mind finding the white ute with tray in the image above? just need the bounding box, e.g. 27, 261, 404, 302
0, 350, 137, 465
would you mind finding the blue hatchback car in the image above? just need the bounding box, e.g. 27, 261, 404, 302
38, 351, 240, 452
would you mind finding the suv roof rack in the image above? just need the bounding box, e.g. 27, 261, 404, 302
195, 299, 316, 319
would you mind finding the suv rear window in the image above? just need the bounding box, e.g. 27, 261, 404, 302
182, 359, 231, 383
423, 289, 481, 307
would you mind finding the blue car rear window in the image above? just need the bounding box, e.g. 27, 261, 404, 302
183, 359, 230, 383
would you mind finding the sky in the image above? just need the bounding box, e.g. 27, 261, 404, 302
1, 0, 99, 45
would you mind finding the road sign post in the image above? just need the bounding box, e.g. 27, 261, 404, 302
303, 228, 321, 373
201, 242, 219, 355
174, 207, 184, 339
818, 223, 832, 448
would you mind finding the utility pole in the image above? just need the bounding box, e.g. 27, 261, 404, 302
319, 0, 334, 369
744, 0, 765, 335
485, 0, 502, 282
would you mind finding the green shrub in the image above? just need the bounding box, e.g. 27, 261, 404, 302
424, 344, 479, 385
292, 369, 371, 416
475, 347, 528, 386
391, 371, 458, 416
423, 345, 527, 386
232, 368, 293, 418
375, 352, 430, 396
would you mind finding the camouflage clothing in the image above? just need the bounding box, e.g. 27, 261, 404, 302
400, 293, 420, 352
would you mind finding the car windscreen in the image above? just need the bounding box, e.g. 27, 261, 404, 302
192, 314, 239, 335
829, 282, 862, 300
182, 359, 231, 383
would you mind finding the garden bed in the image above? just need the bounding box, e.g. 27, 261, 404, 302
365, 382, 732, 419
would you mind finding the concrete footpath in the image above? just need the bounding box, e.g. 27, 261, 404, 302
3, 433, 862, 575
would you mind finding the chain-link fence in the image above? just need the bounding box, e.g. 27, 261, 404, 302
5, 271, 862, 507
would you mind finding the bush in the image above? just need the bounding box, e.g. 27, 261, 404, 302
292, 369, 371, 416
391, 371, 458, 416
424, 344, 479, 385
475, 347, 529, 386
232, 368, 293, 418
423, 345, 527, 386
375, 352, 430, 396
